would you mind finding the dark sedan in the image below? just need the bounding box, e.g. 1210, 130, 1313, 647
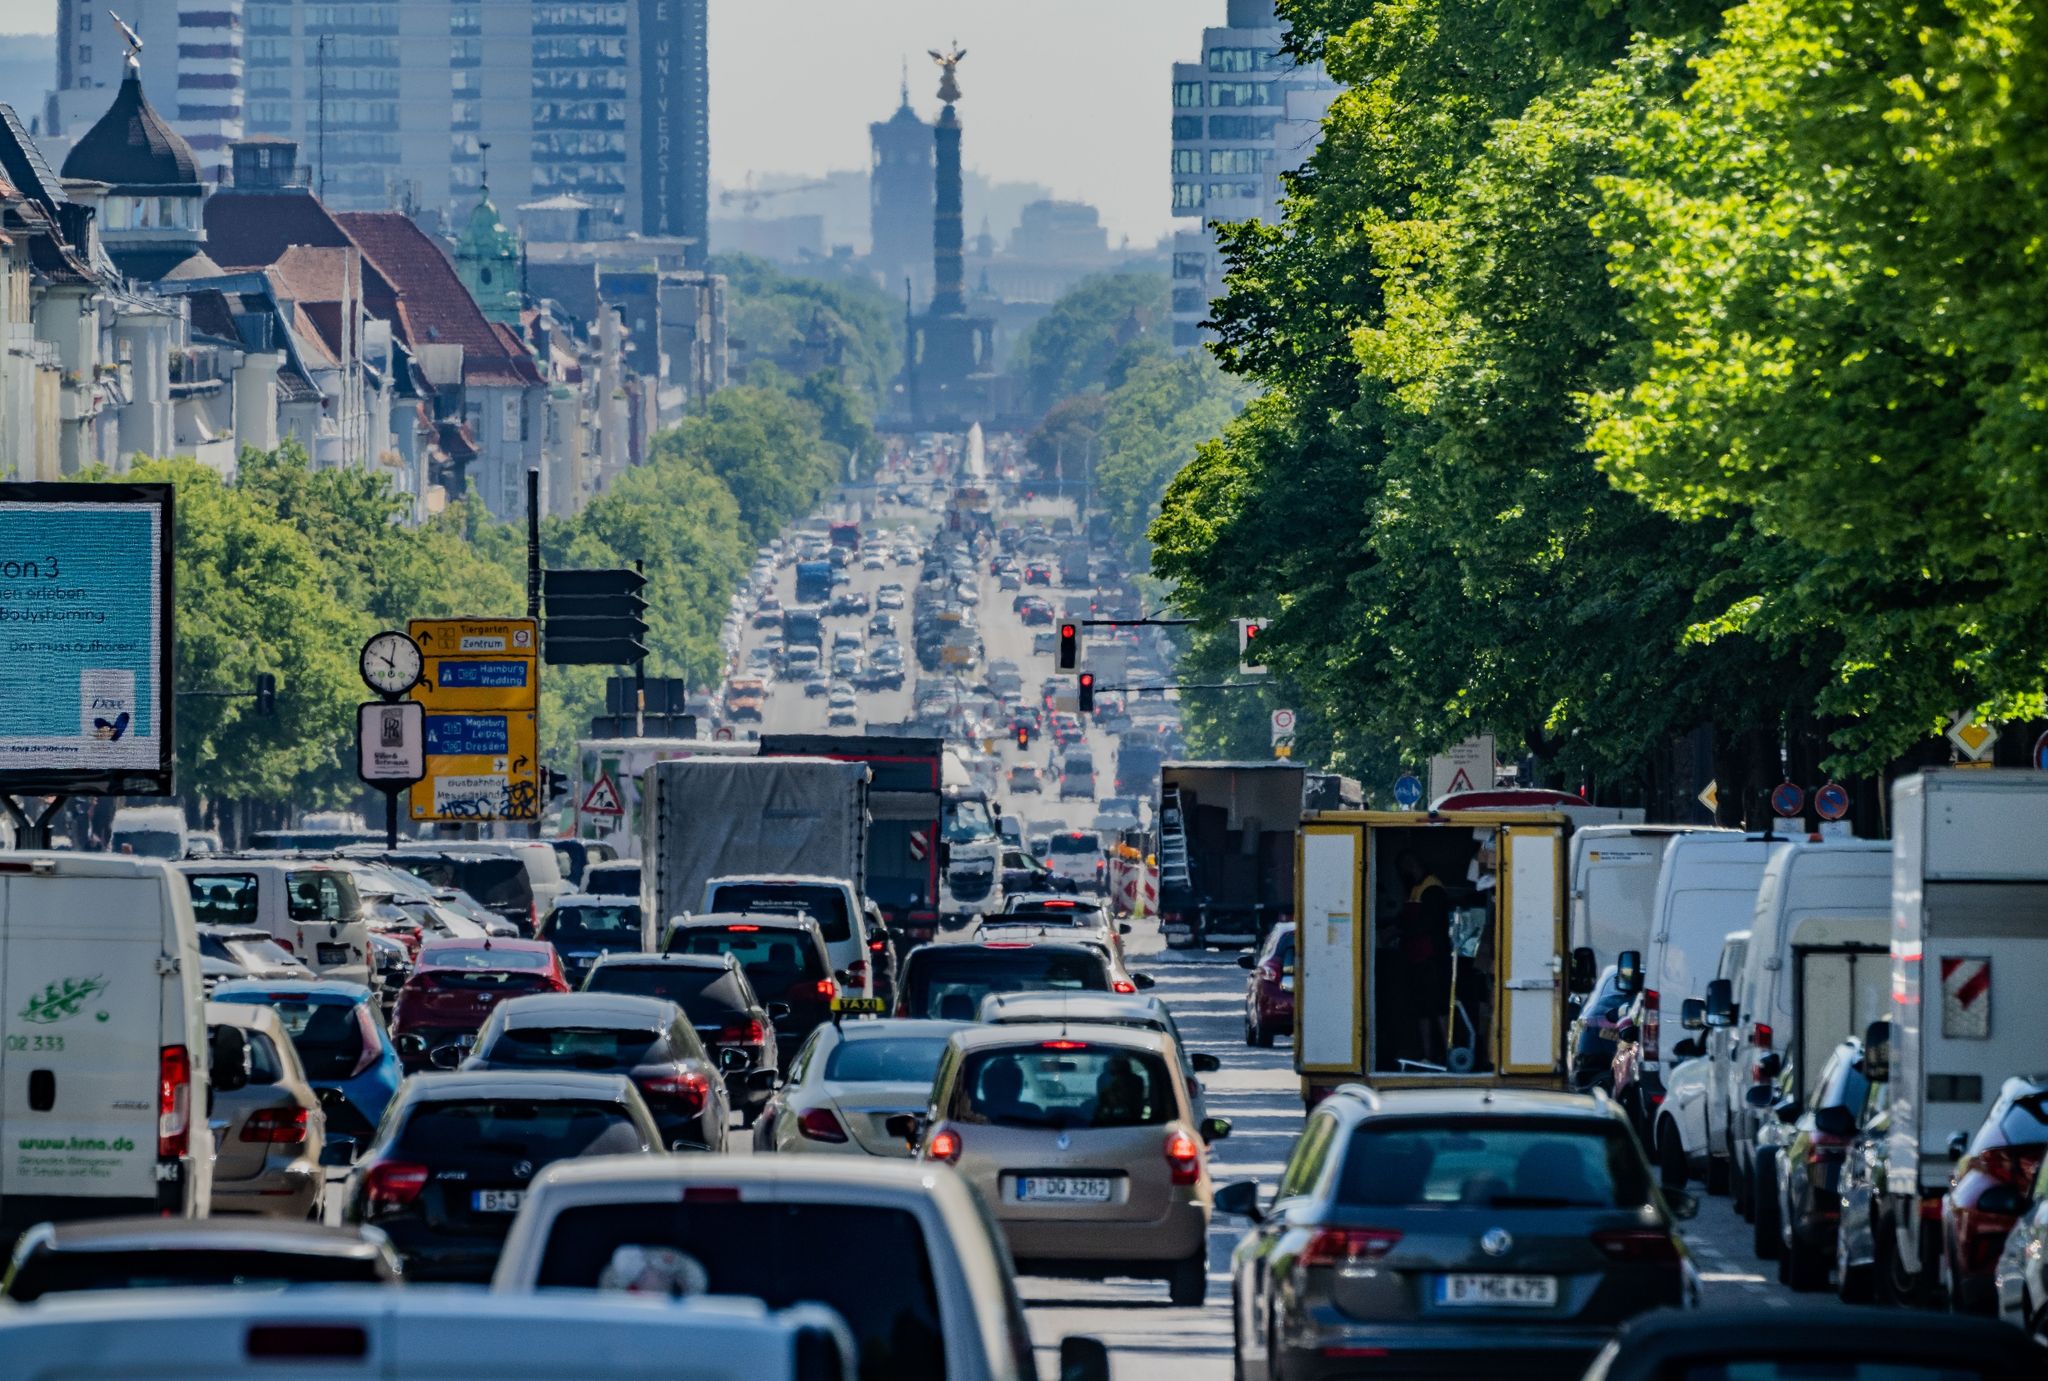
582, 953, 784, 1125
1769, 1034, 1868, 1291
1238, 923, 1295, 1048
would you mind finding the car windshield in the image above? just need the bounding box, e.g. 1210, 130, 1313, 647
1336, 1119, 1653, 1209
4, 1249, 385, 1302
707, 884, 850, 943
906, 951, 1110, 1021
824, 1036, 952, 1084
958, 1045, 1174, 1129
670, 928, 826, 996
254, 999, 368, 1081
544, 904, 642, 945
943, 798, 995, 843
395, 1099, 647, 1163
1047, 834, 1096, 856
489, 1025, 663, 1069
533, 1201, 942, 1381
585, 965, 737, 1012
1002, 906, 1094, 928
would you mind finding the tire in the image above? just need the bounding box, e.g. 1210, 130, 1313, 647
1706, 1150, 1731, 1196
1657, 1119, 1689, 1192
1752, 1149, 1782, 1260
1248, 1016, 1274, 1049
1168, 1250, 1208, 1307
1783, 1220, 1828, 1291
1231, 1287, 1247, 1381
1733, 1144, 1753, 1218
1837, 1222, 1875, 1303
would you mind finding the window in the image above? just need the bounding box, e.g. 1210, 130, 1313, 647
487, 1024, 665, 1070
1210, 81, 1277, 108
1171, 114, 1202, 141
1205, 47, 1282, 72
287, 870, 361, 924
396, 1100, 648, 1163
1210, 115, 1279, 141
79, 44, 92, 64
824, 1037, 951, 1084
953, 1045, 1174, 1129
188, 873, 260, 926
1171, 148, 1202, 175
1335, 1119, 1654, 1209
703, 882, 850, 943
1172, 288, 1208, 314
1172, 183, 1205, 211
1172, 80, 1204, 108
80, 11, 91, 30
585, 965, 742, 1015
1277, 1113, 1340, 1199
1209, 148, 1266, 175
1173, 252, 1209, 281
541, 903, 641, 946
1208, 181, 1260, 201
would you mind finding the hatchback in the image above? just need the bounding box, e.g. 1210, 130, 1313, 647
204, 1001, 325, 1217
665, 913, 837, 1068
210, 978, 404, 1144
584, 952, 784, 1124
390, 938, 569, 1071
1239, 922, 1296, 1048
1768, 1034, 1868, 1290
894, 940, 1116, 1021
757, 1018, 968, 1157
1222, 1086, 1695, 1381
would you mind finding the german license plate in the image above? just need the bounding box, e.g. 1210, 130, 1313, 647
472, 1189, 523, 1213
1018, 1176, 1112, 1203
317, 943, 350, 966
1436, 1274, 1557, 1308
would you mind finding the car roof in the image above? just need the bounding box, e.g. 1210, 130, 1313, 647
674, 911, 825, 936
401, 1070, 642, 1103
196, 924, 275, 941
210, 978, 370, 1003
825, 1017, 972, 1042
1334, 1085, 1620, 1121
1596, 1305, 2039, 1375
947, 1021, 1174, 1056
548, 893, 632, 909
979, 992, 1167, 1024
29, 1216, 390, 1256
584, 860, 639, 873
528, 1152, 972, 1199
1004, 892, 1099, 909
704, 874, 852, 890
589, 951, 734, 973
490, 993, 677, 1028
910, 940, 1104, 961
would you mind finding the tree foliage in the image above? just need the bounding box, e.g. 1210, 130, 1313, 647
1012, 273, 1170, 413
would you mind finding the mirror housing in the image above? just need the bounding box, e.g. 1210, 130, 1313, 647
717, 1047, 750, 1072
395, 1033, 428, 1061
1679, 997, 1707, 1031
318, 1135, 358, 1168
884, 1113, 922, 1144
1744, 1084, 1776, 1111
1131, 973, 1155, 990
1200, 1116, 1232, 1144
1948, 1130, 1970, 1162
1214, 1180, 1263, 1222
1236, 953, 1256, 970
766, 1002, 791, 1022
746, 1067, 779, 1091
1191, 1052, 1222, 1074
1670, 1036, 1704, 1061
1815, 1104, 1858, 1139
1615, 950, 1643, 995
1614, 1022, 1640, 1045
1059, 1336, 1111, 1381
1756, 1051, 1784, 1080
428, 1043, 466, 1071
1773, 1096, 1799, 1125
208, 1024, 250, 1094
1119, 923, 1133, 935
1704, 978, 1736, 1027
1862, 1019, 1892, 1083
1568, 947, 1597, 994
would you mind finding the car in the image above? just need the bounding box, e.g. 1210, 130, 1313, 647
1033, 631, 1057, 656
0, 1219, 401, 1302
751, 607, 782, 631
1057, 760, 1096, 801
1238, 922, 1295, 1047
978, 991, 1221, 1124
1564, 965, 1630, 1093
1768, 1034, 1870, 1290
756, 1018, 969, 1157
1040, 829, 1106, 894
1222, 1085, 1696, 1381
204, 1001, 326, 1218
582, 952, 783, 1125
389, 937, 570, 1072
828, 684, 857, 707
209, 978, 405, 1146
196, 923, 313, 993
894, 939, 1119, 1021
349, 848, 540, 936
1048, 711, 1084, 744
178, 861, 373, 984
665, 912, 839, 1068
1585, 1304, 2039, 1381
747, 644, 777, 670
1007, 763, 1044, 793
699, 874, 874, 998
535, 894, 648, 987
1834, 1032, 1893, 1303
1023, 563, 1052, 587
341, 1070, 665, 1280
868, 611, 899, 638
460, 993, 734, 1151
804, 674, 830, 697
876, 584, 906, 610
1001, 847, 1072, 896
862, 551, 887, 570
581, 859, 640, 898
914, 1023, 1227, 1304
1945, 1074, 2048, 1314
994, 892, 1131, 957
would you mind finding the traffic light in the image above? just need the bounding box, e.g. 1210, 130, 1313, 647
544, 568, 650, 666
253, 672, 277, 715
1077, 673, 1095, 714
1016, 724, 1031, 750
1237, 618, 1269, 676
543, 767, 570, 803
1057, 622, 1080, 673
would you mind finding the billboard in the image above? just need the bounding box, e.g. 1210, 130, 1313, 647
0, 483, 175, 795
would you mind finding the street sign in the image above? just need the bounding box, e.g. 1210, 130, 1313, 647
1393, 773, 1424, 809
356, 701, 424, 785
543, 568, 649, 666
1947, 711, 1997, 762
1771, 780, 1805, 818
1271, 707, 1296, 758
1815, 780, 1850, 822
1697, 780, 1720, 816
1429, 735, 1495, 801
409, 617, 540, 822
580, 770, 623, 817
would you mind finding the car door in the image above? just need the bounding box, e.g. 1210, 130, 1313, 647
1242, 1111, 1341, 1368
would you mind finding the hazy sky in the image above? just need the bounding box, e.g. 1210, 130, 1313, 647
10, 0, 1208, 242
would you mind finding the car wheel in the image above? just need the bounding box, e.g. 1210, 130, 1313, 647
1706, 1149, 1731, 1196
1231, 1285, 1247, 1381
1732, 1147, 1753, 1218
1167, 1250, 1208, 1307
1248, 1014, 1273, 1049
1656, 1118, 1688, 1192
1783, 1220, 1828, 1291
1752, 1148, 1782, 1260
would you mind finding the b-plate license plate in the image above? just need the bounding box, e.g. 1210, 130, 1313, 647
1018, 1176, 1112, 1203
472, 1190, 523, 1213
317, 943, 350, 966
1435, 1274, 1557, 1308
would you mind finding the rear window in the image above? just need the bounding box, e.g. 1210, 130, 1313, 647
487, 1024, 667, 1070
1335, 1119, 1653, 1210
1984, 1091, 2048, 1148
905, 949, 1109, 1020
706, 883, 851, 943
5, 1248, 386, 1302
1002, 906, 1095, 929
955, 1045, 1174, 1129
387, 856, 532, 911
1046, 834, 1096, 856
824, 1037, 952, 1084
395, 1099, 647, 1163
423, 946, 550, 972
542, 903, 642, 946
532, 1201, 944, 1381
586, 965, 743, 1016
670, 927, 825, 976
188, 874, 258, 925
584, 866, 640, 898
255, 999, 368, 1081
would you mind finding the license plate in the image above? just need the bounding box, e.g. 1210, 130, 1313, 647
317, 942, 350, 966
1018, 1176, 1112, 1203
1435, 1274, 1557, 1308
472, 1189, 524, 1213
1594, 1027, 1617, 1042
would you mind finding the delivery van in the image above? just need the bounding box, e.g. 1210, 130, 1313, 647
107, 805, 188, 860
1, 853, 222, 1244
176, 861, 372, 985
1567, 826, 1729, 983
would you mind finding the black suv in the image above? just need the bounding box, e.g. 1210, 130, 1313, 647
664, 912, 836, 1070
583, 952, 784, 1125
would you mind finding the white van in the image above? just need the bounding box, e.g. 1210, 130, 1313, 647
175, 861, 372, 986
107, 805, 188, 860
1568, 825, 1730, 978
1, 854, 217, 1241
0, 1286, 856, 1381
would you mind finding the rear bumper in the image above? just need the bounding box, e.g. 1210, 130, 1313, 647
212, 1162, 322, 1218
1276, 1326, 1609, 1381
1003, 1199, 1208, 1270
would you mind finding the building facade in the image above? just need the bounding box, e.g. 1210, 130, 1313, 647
868, 83, 933, 294
1167, 0, 1336, 349
46, 0, 245, 183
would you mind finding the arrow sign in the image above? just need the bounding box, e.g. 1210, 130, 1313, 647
544, 568, 647, 599
547, 615, 647, 643
1393, 773, 1423, 809
546, 592, 649, 619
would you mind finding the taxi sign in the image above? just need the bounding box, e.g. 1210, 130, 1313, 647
409, 617, 539, 822
830, 997, 888, 1016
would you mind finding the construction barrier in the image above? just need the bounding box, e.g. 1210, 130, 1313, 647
1108, 847, 1158, 919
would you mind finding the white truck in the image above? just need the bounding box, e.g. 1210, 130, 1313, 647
1567, 825, 1729, 984
1877, 770, 2048, 1305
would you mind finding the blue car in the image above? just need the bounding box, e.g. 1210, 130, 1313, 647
210, 979, 403, 1145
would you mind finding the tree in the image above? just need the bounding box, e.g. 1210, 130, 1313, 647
1012, 273, 1170, 413
1092, 351, 1242, 568
652, 386, 836, 547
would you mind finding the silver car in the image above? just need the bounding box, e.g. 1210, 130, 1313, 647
756, 1018, 968, 1156
978, 991, 1220, 1123
204, 1002, 327, 1218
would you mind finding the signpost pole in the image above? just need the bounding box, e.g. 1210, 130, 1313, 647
525, 468, 541, 620
384, 788, 398, 852
633, 560, 645, 739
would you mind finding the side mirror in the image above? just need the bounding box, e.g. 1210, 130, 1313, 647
1236, 953, 1256, 970
1863, 1019, 1892, 1083
1615, 950, 1643, 995
1119, 923, 1133, 935
1666, 1190, 1700, 1222
319, 1135, 358, 1168
1948, 1130, 1970, 1162
1615, 1023, 1640, 1046
1191, 1052, 1222, 1074
428, 1044, 465, 1071
1214, 1180, 1263, 1222
1200, 1116, 1232, 1144
1704, 978, 1736, 1027
1815, 1105, 1858, 1139
1059, 1336, 1111, 1381
766, 1002, 791, 1022
717, 1047, 750, 1072
1569, 947, 1597, 994
1131, 973, 1156, 990
1756, 1051, 1784, 1080
1679, 998, 1707, 1031
1745, 1085, 1776, 1110
209, 1024, 250, 1094
395, 1033, 428, 1061
884, 1113, 922, 1146
1774, 1097, 1799, 1125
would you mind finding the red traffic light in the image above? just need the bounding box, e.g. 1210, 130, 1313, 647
1057, 623, 1079, 673
1016, 725, 1030, 748
1077, 672, 1096, 713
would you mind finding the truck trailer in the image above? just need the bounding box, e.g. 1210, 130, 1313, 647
1156, 762, 1303, 951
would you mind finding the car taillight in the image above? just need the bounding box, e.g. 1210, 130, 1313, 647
815, 978, 837, 999
363, 1161, 429, 1209
1807, 1131, 1853, 1165
528, 902, 538, 932
1301, 1228, 1401, 1265
720, 1018, 767, 1045
1165, 1129, 1201, 1186
797, 1107, 849, 1143
1972, 1146, 2036, 1191
241, 1107, 309, 1144
847, 959, 869, 981
273, 936, 295, 954
1112, 979, 1136, 994
640, 1070, 710, 1115
1753, 1023, 1774, 1050
895, 998, 910, 1017
158, 1045, 191, 1159
869, 938, 887, 953
1592, 1228, 1681, 1263
927, 1128, 962, 1162
1642, 989, 1661, 1065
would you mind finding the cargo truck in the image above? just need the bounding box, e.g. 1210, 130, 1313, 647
795, 561, 833, 606
1155, 762, 1302, 951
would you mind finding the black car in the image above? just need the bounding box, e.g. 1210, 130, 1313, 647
1221, 1086, 1696, 1381
1768, 1033, 1869, 1291
534, 896, 644, 987
582, 952, 784, 1125
342, 1070, 662, 1280
1587, 1304, 2039, 1381
460, 993, 733, 1151
1564, 965, 1631, 1093
664, 913, 837, 1069
1, 1219, 400, 1302
893, 940, 1114, 1021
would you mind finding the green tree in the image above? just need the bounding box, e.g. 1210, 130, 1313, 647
652, 386, 836, 547
1013, 273, 1169, 413
1092, 350, 1242, 568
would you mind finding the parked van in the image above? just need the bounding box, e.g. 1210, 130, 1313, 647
107, 805, 187, 860
1568, 826, 1728, 982
176, 861, 372, 986
1, 854, 225, 1243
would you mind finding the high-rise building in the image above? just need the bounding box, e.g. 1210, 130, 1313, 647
237, 0, 706, 256
1167, 0, 1336, 349
46, 0, 244, 182
868, 79, 933, 292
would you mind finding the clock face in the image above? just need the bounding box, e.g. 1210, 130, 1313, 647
361, 632, 423, 695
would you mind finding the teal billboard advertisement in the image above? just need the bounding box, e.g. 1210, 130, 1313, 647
0, 484, 175, 795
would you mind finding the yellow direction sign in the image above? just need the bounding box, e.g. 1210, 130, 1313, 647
1946, 712, 1996, 763
408, 617, 540, 822
1696, 780, 1719, 816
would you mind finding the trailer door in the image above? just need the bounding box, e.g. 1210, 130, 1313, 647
1500, 826, 1564, 1075
1794, 945, 1888, 1101
1296, 824, 1363, 1076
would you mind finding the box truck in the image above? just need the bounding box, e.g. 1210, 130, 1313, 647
1155, 762, 1303, 950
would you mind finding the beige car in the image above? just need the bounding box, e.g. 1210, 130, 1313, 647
204, 1002, 326, 1217
914, 1023, 1229, 1305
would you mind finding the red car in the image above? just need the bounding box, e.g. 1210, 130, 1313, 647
1941, 1075, 2048, 1313
390, 938, 568, 1071
1238, 923, 1295, 1047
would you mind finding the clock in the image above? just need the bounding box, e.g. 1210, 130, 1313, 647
359, 631, 424, 697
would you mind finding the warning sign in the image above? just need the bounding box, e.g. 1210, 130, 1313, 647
1429, 735, 1495, 803
908, 829, 930, 862
581, 771, 624, 817
1940, 956, 1991, 1039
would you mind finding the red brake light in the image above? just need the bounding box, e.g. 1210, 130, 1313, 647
1642, 989, 1661, 1064
1972, 1146, 2036, 1190
869, 938, 887, 953
1301, 1228, 1401, 1265
363, 1161, 429, 1209
719, 1018, 767, 1045
1592, 1228, 1681, 1264
639, 1070, 710, 1115
983, 942, 1030, 949
729, 924, 761, 932
1044, 900, 1076, 909
1753, 1023, 1774, 1050
927, 1128, 962, 1163
815, 978, 837, 999
797, 1107, 849, 1143
240, 1107, 309, 1144
1041, 1040, 1088, 1050
1112, 979, 1136, 994
158, 1045, 192, 1159
847, 959, 869, 981
1165, 1128, 1201, 1186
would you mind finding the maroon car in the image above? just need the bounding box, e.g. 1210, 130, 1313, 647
1238, 923, 1295, 1047
1941, 1074, 2048, 1313
390, 938, 568, 1071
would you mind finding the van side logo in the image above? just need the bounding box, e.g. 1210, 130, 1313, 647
20, 976, 109, 1025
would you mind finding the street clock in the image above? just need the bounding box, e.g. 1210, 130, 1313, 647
359, 630, 424, 697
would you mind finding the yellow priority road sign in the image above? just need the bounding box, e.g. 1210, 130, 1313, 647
408, 617, 540, 822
